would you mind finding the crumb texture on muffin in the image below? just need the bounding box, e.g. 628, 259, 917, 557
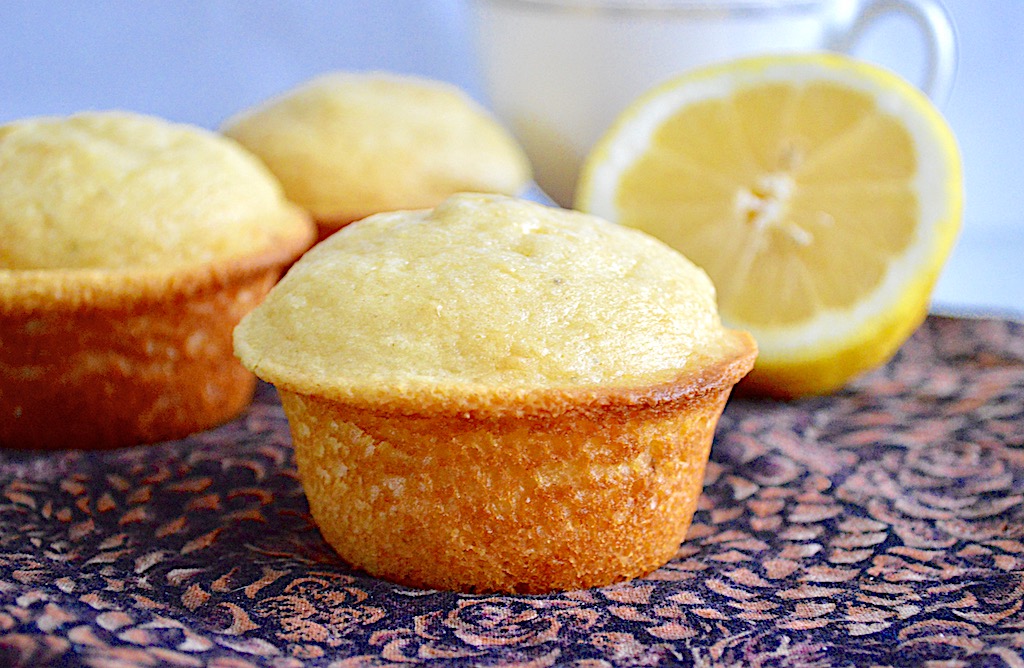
234, 192, 755, 592
0, 111, 309, 272
235, 193, 751, 411
0, 111, 315, 449
1, 272, 273, 449
284, 386, 729, 594
220, 73, 532, 225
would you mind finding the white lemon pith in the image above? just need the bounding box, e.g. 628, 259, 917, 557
576, 53, 963, 398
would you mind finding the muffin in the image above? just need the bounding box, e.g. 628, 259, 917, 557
220, 72, 532, 240
234, 193, 756, 593
0, 111, 315, 450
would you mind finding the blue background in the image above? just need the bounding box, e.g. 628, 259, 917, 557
1, 1, 1020, 315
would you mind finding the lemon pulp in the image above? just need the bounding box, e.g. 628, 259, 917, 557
577, 54, 962, 398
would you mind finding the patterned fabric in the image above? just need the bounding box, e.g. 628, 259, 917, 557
1, 315, 1023, 667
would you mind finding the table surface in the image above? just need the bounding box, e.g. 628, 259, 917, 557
2, 314, 1022, 667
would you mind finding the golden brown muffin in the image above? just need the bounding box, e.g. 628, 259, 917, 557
234, 193, 756, 593
0, 111, 315, 450
220, 72, 532, 240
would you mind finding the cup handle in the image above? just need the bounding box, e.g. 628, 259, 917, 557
828, 0, 958, 105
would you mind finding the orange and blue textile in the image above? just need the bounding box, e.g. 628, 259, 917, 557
1, 315, 1022, 667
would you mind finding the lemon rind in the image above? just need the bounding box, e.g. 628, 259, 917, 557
577, 52, 963, 374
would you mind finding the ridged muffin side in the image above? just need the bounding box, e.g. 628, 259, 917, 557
283, 353, 747, 593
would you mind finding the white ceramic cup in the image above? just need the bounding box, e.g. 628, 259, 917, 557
468, 0, 958, 206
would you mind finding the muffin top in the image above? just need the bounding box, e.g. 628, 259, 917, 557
0, 111, 312, 272
234, 193, 755, 413
220, 72, 532, 225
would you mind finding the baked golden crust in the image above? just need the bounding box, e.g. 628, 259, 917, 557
0, 208, 312, 314
0, 255, 284, 449
257, 327, 755, 421
220, 72, 532, 234
0, 111, 317, 449
0, 111, 310, 272
0, 239, 316, 449
235, 193, 756, 591
235, 194, 745, 406
285, 378, 740, 594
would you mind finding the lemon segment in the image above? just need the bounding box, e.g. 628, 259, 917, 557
576, 53, 962, 398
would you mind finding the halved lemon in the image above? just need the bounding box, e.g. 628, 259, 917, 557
576, 53, 962, 398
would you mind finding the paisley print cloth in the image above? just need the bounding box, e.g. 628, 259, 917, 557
1, 314, 1023, 667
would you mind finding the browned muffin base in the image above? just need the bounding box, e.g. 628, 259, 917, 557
0, 270, 279, 450
283, 385, 735, 594
313, 216, 360, 243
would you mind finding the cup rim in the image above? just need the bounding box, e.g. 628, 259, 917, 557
471, 0, 825, 14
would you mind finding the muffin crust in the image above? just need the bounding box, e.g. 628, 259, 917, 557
0, 111, 308, 272
235, 193, 755, 591
0, 111, 315, 449
221, 72, 532, 233
236, 193, 750, 411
